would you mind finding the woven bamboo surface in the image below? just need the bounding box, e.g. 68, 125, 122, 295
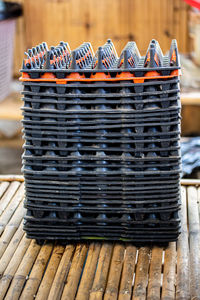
0, 176, 199, 300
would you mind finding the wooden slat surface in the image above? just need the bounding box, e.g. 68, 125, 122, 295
6, 0, 189, 77
22, 0, 189, 55
0, 178, 200, 300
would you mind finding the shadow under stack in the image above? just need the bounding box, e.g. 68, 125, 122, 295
20, 39, 181, 244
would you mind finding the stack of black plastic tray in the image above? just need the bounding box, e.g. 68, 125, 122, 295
21, 39, 181, 243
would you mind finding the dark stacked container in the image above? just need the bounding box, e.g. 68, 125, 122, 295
20, 39, 181, 243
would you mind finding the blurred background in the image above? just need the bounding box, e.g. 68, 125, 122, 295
0, 0, 200, 178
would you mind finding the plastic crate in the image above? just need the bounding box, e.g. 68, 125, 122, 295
20, 39, 181, 243
0, 1, 22, 101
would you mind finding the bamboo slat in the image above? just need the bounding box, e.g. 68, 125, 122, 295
20, 243, 53, 300
0, 199, 25, 258
198, 187, 200, 223
118, 245, 137, 300
0, 175, 24, 182
132, 247, 151, 300
161, 242, 176, 300
181, 179, 200, 186
176, 186, 190, 300
47, 245, 75, 300
0, 179, 199, 300
36, 245, 65, 300
6, 200, 25, 227
147, 247, 163, 300
0, 183, 24, 235
0, 234, 31, 300
0, 182, 9, 199
104, 244, 125, 300
76, 243, 101, 300
187, 186, 200, 300
89, 243, 113, 300
61, 244, 88, 300
0, 181, 20, 216
4, 240, 41, 300
0, 221, 23, 266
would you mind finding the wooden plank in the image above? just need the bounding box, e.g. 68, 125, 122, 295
187, 186, 200, 300
76, 243, 101, 300
153, 0, 161, 42
147, 246, 163, 300
161, 242, 176, 300
179, 0, 189, 54
20, 243, 53, 300
102, 0, 121, 51
87, 0, 105, 51
36, 245, 65, 300
161, 0, 169, 52
132, 247, 150, 300
45, 0, 73, 46
65, 0, 86, 49
0, 181, 20, 216
90, 243, 113, 300
25, 0, 190, 54
61, 244, 88, 300
13, 0, 189, 76
129, 0, 144, 53
144, 0, 150, 48
176, 186, 190, 300
118, 0, 131, 50
166, 0, 174, 50
104, 244, 125, 300
118, 244, 137, 300
173, 0, 181, 50
3, 240, 41, 300
47, 245, 75, 300
23, 0, 42, 48
0, 236, 32, 300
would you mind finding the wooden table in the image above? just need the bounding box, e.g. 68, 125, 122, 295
0, 176, 199, 300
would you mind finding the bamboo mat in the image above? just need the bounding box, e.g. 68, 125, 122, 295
0, 176, 199, 300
